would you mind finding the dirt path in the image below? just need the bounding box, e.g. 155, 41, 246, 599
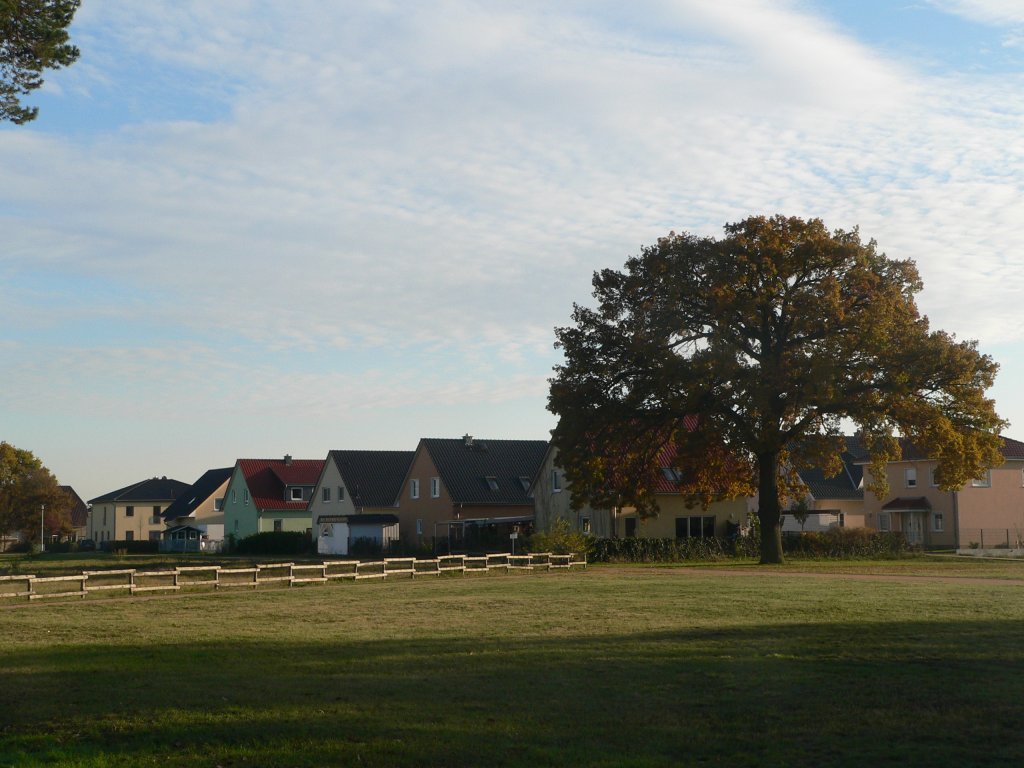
605, 565, 1024, 586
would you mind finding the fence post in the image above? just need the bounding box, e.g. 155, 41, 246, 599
981, 530, 985, 549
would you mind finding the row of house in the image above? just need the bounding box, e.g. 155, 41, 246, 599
536, 435, 1024, 552
82, 433, 1024, 555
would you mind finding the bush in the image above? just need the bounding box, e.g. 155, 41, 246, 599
590, 536, 736, 563
526, 518, 594, 556
235, 531, 313, 556
782, 527, 910, 558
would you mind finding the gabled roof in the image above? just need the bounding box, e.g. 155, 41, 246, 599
421, 438, 548, 506
327, 450, 414, 508
160, 467, 233, 520
236, 458, 325, 511
797, 439, 864, 501
60, 486, 89, 528
88, 477, 191, 505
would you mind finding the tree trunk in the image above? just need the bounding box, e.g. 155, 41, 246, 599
757, 452, 784, 564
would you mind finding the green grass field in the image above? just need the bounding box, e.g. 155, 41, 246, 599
3, 562, 1023, 767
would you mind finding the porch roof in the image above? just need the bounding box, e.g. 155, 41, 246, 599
881, 496, 932, 512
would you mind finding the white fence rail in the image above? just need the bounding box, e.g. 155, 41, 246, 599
0, 552, 586, 603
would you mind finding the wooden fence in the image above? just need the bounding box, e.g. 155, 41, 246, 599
0, 552, 586, 602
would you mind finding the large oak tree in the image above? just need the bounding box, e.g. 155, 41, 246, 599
549, 215, 1005, 563
1, 0, 80, 124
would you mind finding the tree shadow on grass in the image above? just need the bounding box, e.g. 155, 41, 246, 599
2, 618, 1023, 767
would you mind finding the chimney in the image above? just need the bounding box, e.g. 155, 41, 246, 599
463, 434, 474, 448
284, 454, 293, 466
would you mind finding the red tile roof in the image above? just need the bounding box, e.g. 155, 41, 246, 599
237, 458, 324, 511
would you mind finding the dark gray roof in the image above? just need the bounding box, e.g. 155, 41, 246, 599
797, 438, 864, 501
88, 477, 191, 505
329, 450, 414, 508
423, 438, 548, 506
160, 468, 233, 520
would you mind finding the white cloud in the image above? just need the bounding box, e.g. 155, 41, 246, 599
8, 0, 1024, 485
927, 0, 1024, 24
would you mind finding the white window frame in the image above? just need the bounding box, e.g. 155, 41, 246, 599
290, 487, 303, 501
905, 468, 917, 488
416, 518, 423, 535
338, 486, 345, 500
430, 477, 440, 498
971, 470, 992, 488
878, 512, 891, 532
322, 487, 331, 503
410, 479, 420, 499
932, 512, 944, 532
551, 469, 562, 493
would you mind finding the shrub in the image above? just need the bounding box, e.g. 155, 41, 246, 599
235, 531, 313, 556
782, 527, 910, 558
526, 518, 594, 555
590, 536, 735, 563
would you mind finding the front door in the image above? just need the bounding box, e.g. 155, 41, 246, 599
903, 513, 923, 546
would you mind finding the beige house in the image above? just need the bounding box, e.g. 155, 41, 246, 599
860, 436, 1024, 550
88, 476, 191, 544
787, 441, 867, 532
308, 449, 413, 555
531, 444, 612, 538
159, 467, 232, 547
534, 442, 746, 540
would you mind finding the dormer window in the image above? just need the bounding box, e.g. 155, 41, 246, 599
291, 487, 304, 501
486, 476, 499, 491
519, 476, 531, 492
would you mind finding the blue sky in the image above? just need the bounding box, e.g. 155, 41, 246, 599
4, 0, 1024, 501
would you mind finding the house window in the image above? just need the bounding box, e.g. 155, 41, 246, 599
905, 468, 917, 488
676, 516, 716, 539
551, 470, 562, 493
625, 517, 638, 538
519, 476, 531, 492
149, 531, 161, 541
150, 514, 161, 525
838, 512, 845, 528
933, 512, 944, 532
431, 477, 440, 498
485, 476, 499, 491
930, 468, 940, 487
153, 505, 160, 516
244, 490, 249, 505
125, 531, 134, 541
416, 519, 423, 535
338, 486, 345, 500
410, 479, 420, 499
214, 498, 224, 511
581, 516, 591, 534
971, 471, 991, 488
125, 506, 134, 517
878, 512, 891, 532
291, 487, 303, 501
273, 519, 283, 532
232, 489, 236, 503
322, 487, 332, 502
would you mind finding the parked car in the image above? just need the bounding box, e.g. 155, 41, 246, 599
77, 538, 96, 551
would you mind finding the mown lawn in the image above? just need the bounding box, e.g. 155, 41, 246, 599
2, 566, 1023, 767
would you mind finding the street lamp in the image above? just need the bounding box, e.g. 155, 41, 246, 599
40, 503, 45, 554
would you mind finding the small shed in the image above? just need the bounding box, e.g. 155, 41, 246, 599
317, 514, 400, 556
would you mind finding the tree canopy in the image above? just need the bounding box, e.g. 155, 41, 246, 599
548, 215, 1006, 563
1, 0, 80, 124
0, 441, 70, 543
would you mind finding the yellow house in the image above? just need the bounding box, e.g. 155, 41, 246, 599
87, 476, 191, 544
